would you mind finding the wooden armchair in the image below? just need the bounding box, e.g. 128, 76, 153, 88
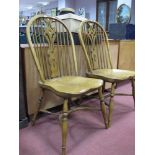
26, 15, 108, 155
78, 20, 135, 128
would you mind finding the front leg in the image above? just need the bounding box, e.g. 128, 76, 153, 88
98, 85, 108, 129
108, 83, 116, 128
61, 99, 69, 155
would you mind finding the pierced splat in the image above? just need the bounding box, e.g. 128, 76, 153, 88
44, 25, 59, 77
87, 24, 98, 69
87, 24, 97, 44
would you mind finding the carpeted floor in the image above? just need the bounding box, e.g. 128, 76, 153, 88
19, 82, 135, 155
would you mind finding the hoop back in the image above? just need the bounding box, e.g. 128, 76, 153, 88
26, 15, 78, 82
79, 20, 113, 72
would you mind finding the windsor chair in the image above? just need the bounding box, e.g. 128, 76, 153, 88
78, 20, 135, 128
26, 15, 108, 155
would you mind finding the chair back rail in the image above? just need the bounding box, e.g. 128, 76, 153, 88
26, 15, 78, 82
79, 20, 113, 72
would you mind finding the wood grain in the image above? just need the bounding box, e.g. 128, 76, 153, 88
118, 40, 135, 71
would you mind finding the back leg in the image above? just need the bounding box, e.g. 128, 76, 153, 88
31, 90, 44, 126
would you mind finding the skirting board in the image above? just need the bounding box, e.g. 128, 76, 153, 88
19, 117, 29, 129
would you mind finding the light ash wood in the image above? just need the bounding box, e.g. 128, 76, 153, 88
26, 15, 109, 155
61, 99, 68, 155
105, 40, 119, 89
108, 83, 116, 128
78, 20, 135, 128
98, 86, 108, 128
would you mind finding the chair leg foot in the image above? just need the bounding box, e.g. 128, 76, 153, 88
31, 115, 38, 126
98, 86, 108, 129
61, 99, 69, 155
62, 146, 67, 155
108, 83, 116, 128
101, 102, 108, 129
108, 100, 113, 128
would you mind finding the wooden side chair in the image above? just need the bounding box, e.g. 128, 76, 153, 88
26, 15, 108, 155
78, 20, 135, 128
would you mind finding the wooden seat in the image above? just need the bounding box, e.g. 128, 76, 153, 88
26, 15, 108, 155
40, 76, 103, 97
89, 69, 135, 82
78, 20, 135, 128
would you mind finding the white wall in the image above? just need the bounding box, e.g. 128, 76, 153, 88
65, 0, 75, 9
43, 1, 58, 10
21, 1, 58, 16
130, 0, 135, 24
58, 0, 65, 9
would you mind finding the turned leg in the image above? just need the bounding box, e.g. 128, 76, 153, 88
108, 83, 116, 128
98, 84, 108, 129
131, 78, 135, 106
61, 99, 69, 155
31, 90, 44, 126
